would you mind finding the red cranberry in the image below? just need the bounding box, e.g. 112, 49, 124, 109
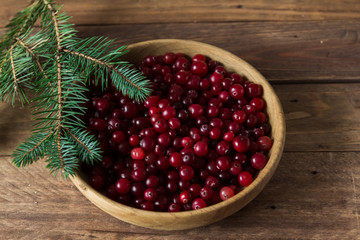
144, 188, 158, 202
90, 175, 104, 190
192, 198, 207, 210
179, 165, 195, 181
169, 152, 182, 168
251, 152, 267, 169
188, 104, 204, 118
200, 186, 214, 200
131, 147, 145, 160
115, 178, 131, 194
193, 141, 208, 157
238, 171, 253, 187
96, 98, 110, 113
257, 136, 273, 151
246, 83, 263, 98
163, 52, 176, 65
229, 84, 245, 100
219, 186, 235, 201
232, 136, 250, 152
191, 61, 208, 77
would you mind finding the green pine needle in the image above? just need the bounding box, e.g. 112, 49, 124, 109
0, 0, 151, 178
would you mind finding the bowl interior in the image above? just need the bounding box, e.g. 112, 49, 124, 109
71, 39, 286, 230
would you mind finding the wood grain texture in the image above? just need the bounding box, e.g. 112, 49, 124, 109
1, 83, 359, 155
71, 21, 360, 82
1, 152, 359, 239
2, 20, 360, 83
2, 0, 360, 28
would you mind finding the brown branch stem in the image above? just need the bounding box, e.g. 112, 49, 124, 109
43, 0, 64, 165
62, 48, 142, 91
19, 131, 52, 161
65, 128, 94, 154
9, 48, 19, 93
15, 37, 48, 79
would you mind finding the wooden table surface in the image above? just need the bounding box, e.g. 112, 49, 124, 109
1, 1, 360, 239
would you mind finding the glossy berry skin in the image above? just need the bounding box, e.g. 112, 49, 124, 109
188, 104, 204, 118
193, 141, 208, 157
257, 136, 273, 151
232, 136, 250, 152
112, 131, 125, 144
96, 98, 110, 113
93, 118, 107, 131
191, 61, 208, 77
219, 186, 235, 201
179, 190, 192, 204
246, 83, 263, 98
229, 84, 245, 100
250, 152, 267, 169
115, 178, 131, 194
168, 203, 181, 212
192, 198, 207, 210
169, 152, 182, 168
238, 171, 253, 187
131, 147, 145, 160
179, 165, 195, 181
144, 188, 158, 202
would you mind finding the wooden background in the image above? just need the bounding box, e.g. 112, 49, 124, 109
1, 0, 360, 239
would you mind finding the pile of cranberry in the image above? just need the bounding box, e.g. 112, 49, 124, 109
84, 52, 273, 212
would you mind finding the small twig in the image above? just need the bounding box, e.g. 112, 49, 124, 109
16, 37, 48, 79
19, 131, 52, 161
62, 48, 142, 91
9, 48, 19, 93
44, 0, 64, 165
65, 128, 94, 154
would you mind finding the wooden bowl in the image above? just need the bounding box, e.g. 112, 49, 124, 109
71, 39, 286, 230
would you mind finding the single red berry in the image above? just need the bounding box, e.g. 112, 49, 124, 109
200, 186, 214, 200
144, 188, 158, 202
112, 130, 125, 144
169, 152, 182, 168
179, 165, 195, 181
192, 54, 207, 62
229, 84, 245, 100
209, 127, 221, 139
257, 136, 273, 151
131, 168, 147, 182
251, 152, 268, 169
96, 98, 110, 113
179, 190, 192, 204
129, 135, 140, 146
192, 198, 207, 210
191, 61, 208, 77
168, 203, 181, 212
232, 136, 250, 152
238, 171, 253, 187
115, 178, 131, 194
216, 156, 230, 171
131, 147, 145, 160
188, 104, 204, 118
223, 131, 235, 142
193, 141, 208, 157
219, 186, 235, 201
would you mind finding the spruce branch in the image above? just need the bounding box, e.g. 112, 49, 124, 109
0, 0, 151, 178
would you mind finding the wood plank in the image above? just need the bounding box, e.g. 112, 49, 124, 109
2, 0, 360, 28
2, 20, 360, 82
0, 152, 359, 239
0, 83, 359, 155
73, 21, 360, 82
